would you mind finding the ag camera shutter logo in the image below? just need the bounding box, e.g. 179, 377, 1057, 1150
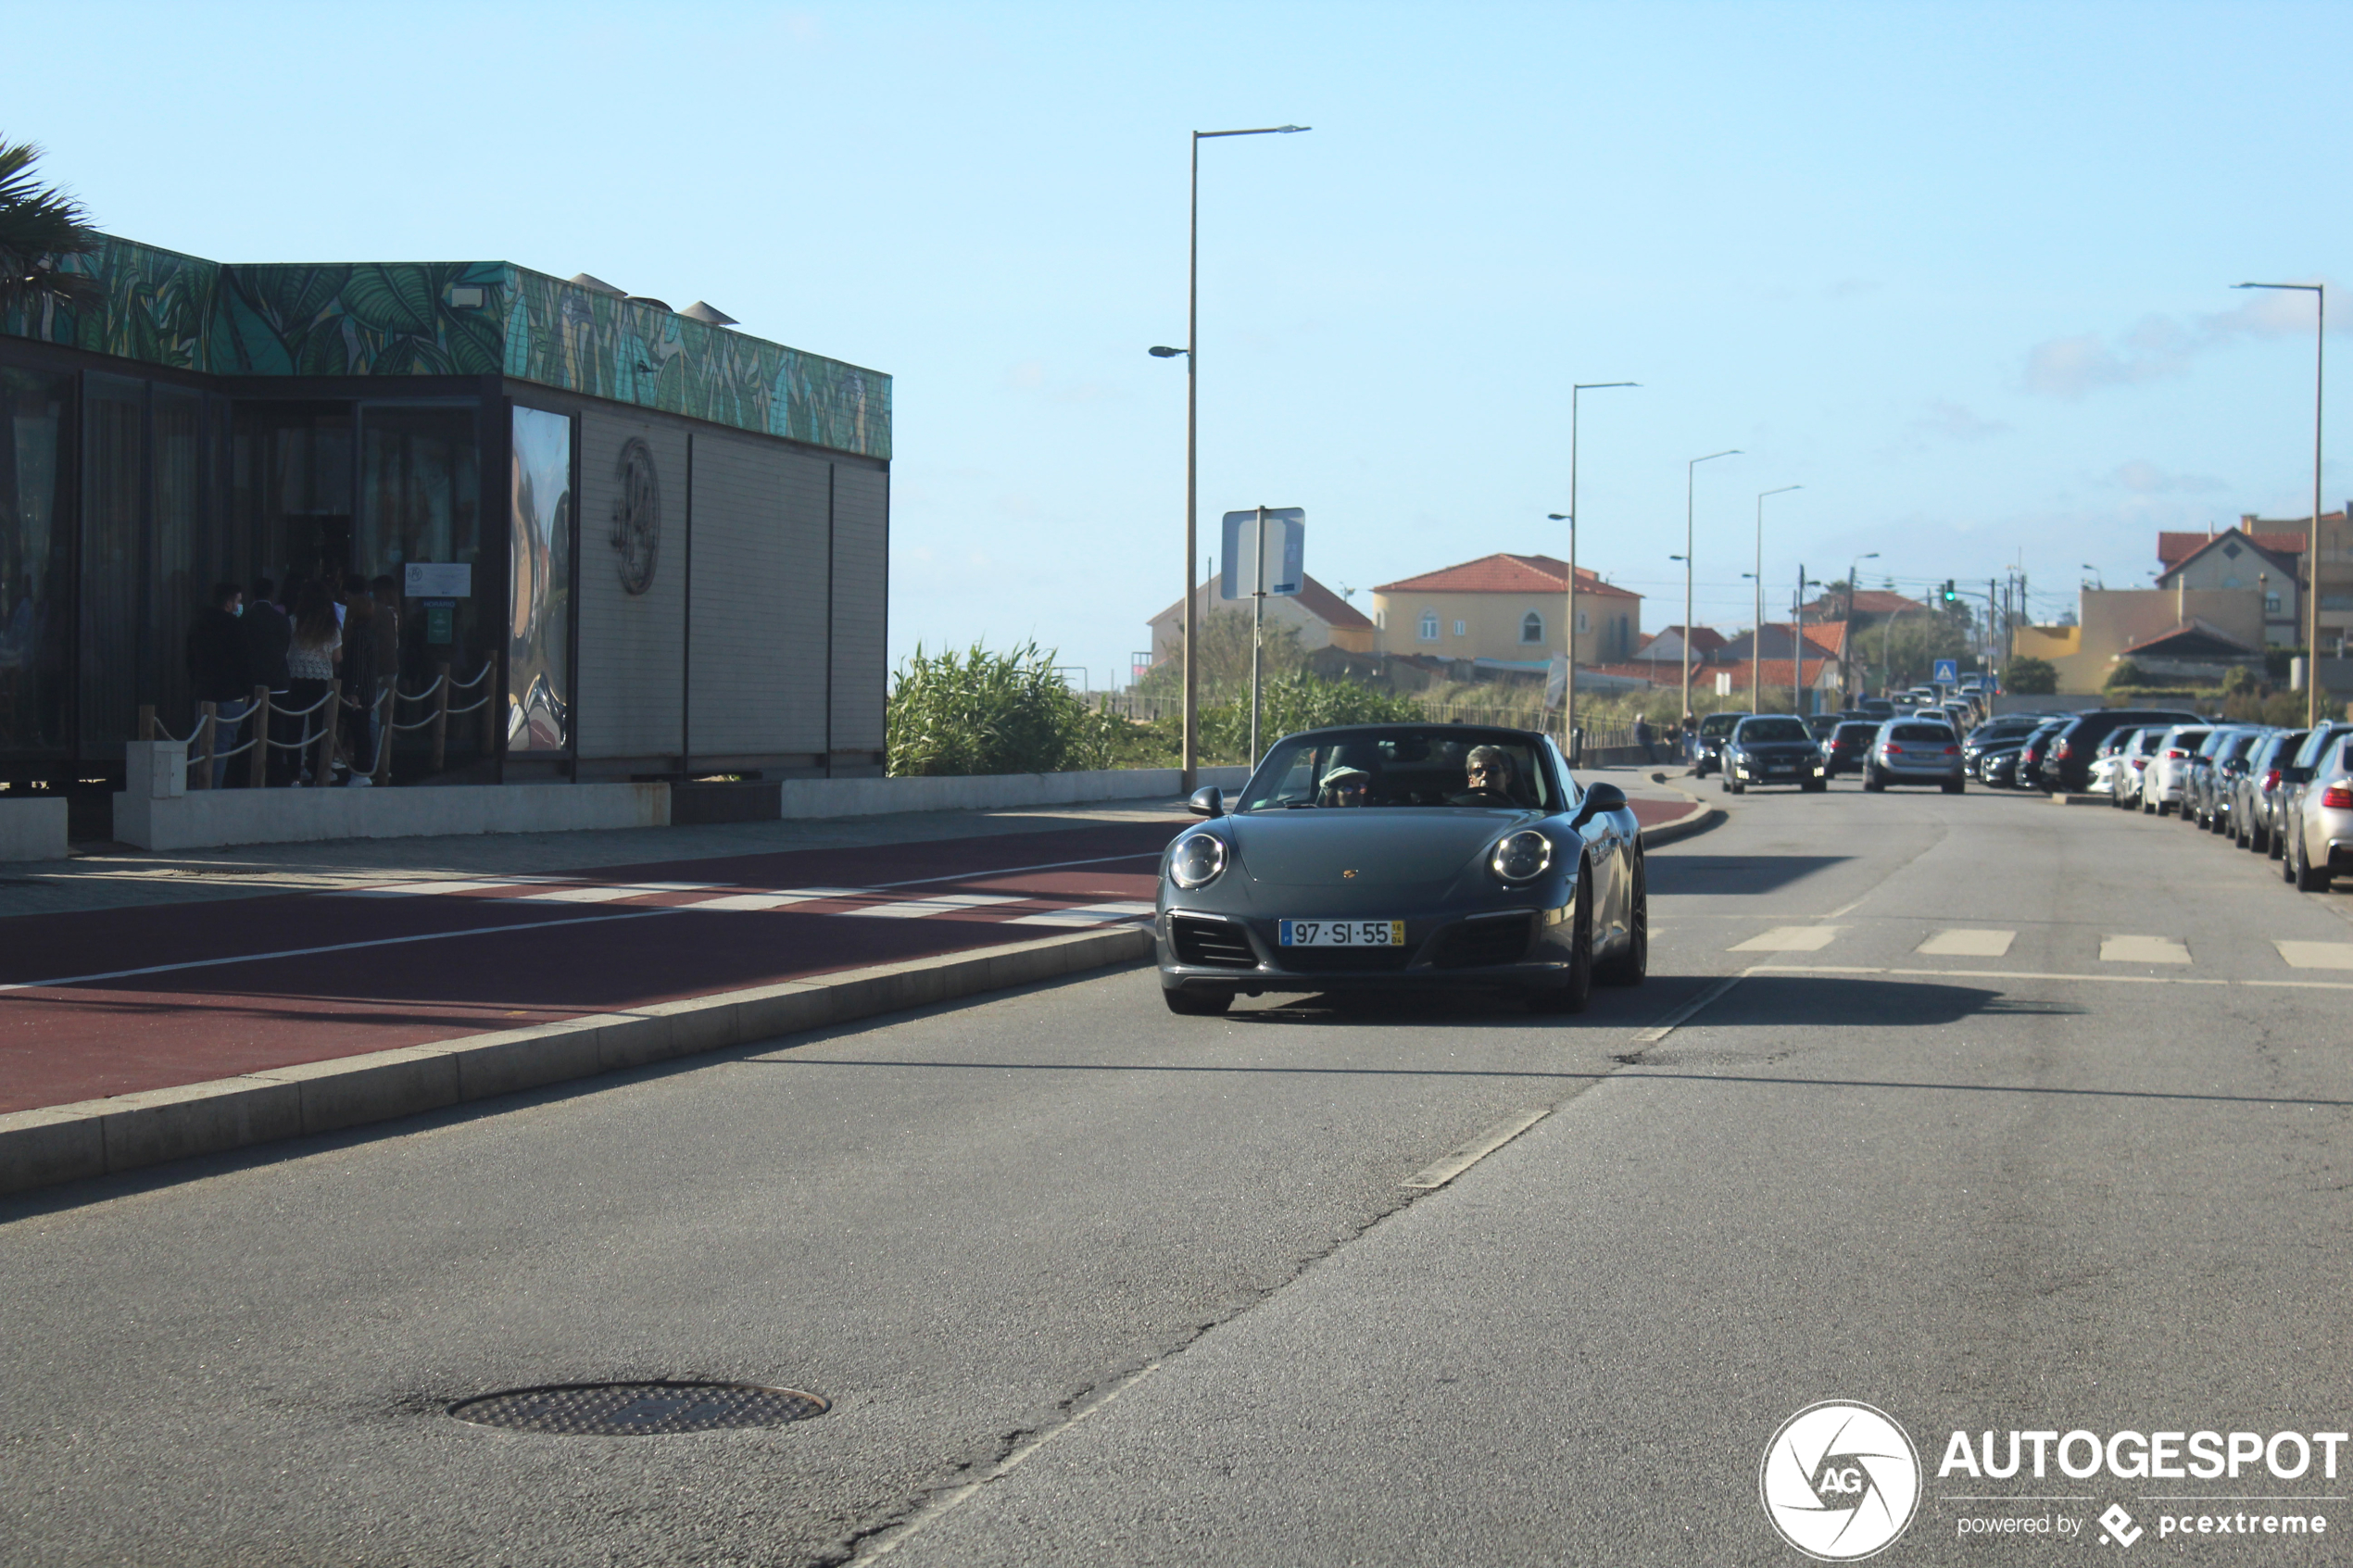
1760, 1401, 1922, 1561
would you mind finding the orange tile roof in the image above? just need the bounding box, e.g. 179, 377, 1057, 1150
2159, 527, 2311, 567
1373, 552, 1641, 599
1720, 659, 1838, 689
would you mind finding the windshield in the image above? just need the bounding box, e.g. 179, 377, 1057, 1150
1238, 729, 1556, 811
1890, 723, 1952, 742
1834, 723, 1878, 742
1700, 713, 1747, 737
1735, 718, 1811, 743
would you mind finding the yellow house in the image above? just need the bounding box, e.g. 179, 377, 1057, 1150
2013, 584, 2266, 692
1370, 553, 1642, 664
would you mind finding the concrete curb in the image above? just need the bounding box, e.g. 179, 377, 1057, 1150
1636, 788, 1725, 849
0, 923, 1154, 1199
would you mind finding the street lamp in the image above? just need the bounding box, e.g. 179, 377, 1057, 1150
1151, 122, 1311, 788
1755, 484, 1801, 713
1843, 551, 1878, 698
1683, 450, 1742, 727
2233, 281, 2323, 725
1541, 380, 1638, 762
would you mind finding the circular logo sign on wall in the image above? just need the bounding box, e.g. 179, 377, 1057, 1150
610, 437, 661, 595
1759, 1401, 1921, 1561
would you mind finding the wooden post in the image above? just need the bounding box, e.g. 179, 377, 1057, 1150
431, 661, 450, 771
138, 705, 157, 742
372, 683, 394, 787
247, 685, 270, 789
481, 658, 499, 757
196, 701, 219, 790
314, 679, 341, 784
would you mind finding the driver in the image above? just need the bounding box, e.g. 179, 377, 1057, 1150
1450, 745, 1519, 806
1316, 765, 1373, 807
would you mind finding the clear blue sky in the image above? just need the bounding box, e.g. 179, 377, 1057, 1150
18, 1, 2348, 681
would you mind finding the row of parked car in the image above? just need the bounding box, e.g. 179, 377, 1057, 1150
1693, 695, 1982, 795
1964, 706, 2353, 891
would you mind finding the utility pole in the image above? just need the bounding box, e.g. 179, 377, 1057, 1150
1793, 563, 1808, 714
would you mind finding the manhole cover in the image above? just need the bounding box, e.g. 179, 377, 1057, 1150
448, 1381, 828, 1436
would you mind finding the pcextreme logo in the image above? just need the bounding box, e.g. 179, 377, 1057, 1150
1761, 1401, 1923, 1561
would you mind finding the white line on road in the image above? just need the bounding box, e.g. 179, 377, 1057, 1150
2274, 940, 2353, 970
2100, 934, 2191, 964
1917, 928, 2017, 957
1629, 973, 1747, 1045
1744, 963, 2353, 991
1402, 1109, 1551, 1190
847, 893, 1027, 920
1006, 901, 1157, 927
1730, 925, 1844, 953
686, 887, 869, 911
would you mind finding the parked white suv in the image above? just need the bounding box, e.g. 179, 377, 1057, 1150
2139, 725, 2211, 816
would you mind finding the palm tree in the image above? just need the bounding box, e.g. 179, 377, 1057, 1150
0, 137, 101, 312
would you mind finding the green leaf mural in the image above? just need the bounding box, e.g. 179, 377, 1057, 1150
1, 234, 887, 459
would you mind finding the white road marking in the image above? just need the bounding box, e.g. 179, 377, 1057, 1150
1917, 928, 2017, 958
341, 877, 564, 898
1730, 925, 1844, 953
686, 886, 870, 911
514, 882, 732, 903
1744, 963, 2313, 989
2274, 940, 2353, 970
846, 892, 1027, 920
2100, 935, 2191, 965
1821, 897, 1870, 919
1629, 973, 1746, 1045
1006, 900, 1157, 927
1402, 1109, 1551, 1190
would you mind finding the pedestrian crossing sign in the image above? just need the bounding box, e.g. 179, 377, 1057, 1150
1932, 659, 1958, 684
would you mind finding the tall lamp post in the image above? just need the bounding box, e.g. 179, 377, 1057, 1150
1542, 381, 1638, 761
1682, 449, 1742, 727
2233, 281, 2324, 726
1754, 484, 1801, 712
1149, 122, 1310, 790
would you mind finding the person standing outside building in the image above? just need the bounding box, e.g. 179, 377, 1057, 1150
1633, 714, 1656, 765
336, 575, 378, 784
1680, 712, 1698, 767
185, 583, 253, 771
284, 582, 341, 786
244, 576, 293, 784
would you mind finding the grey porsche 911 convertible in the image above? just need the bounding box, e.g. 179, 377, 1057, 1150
1156, 723, 1648, 1015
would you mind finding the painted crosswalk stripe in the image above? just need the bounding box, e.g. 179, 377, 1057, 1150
1729, 925, 1843, 953
1006, 900, 1157, 927
686, 886, 870, 911
514, 882, 732, 903
846, 892, 1027, 920
343, 877, 564, 898
2100, 935, 2190, 965
2273, 940, 2353, 970
1917, 929, 2016, 958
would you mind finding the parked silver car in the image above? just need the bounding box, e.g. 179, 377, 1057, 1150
2235, 728, 2309, 855
2281, 725, 2353, 891
2139, 725, 2212, 815
2108, 726, 2166, 809
1862, 720, 1964, 793
2189, 726, 2267, 834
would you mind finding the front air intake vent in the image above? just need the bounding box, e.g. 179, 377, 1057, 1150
1171, 915, 1256, 969
1431, 912, 1536, 969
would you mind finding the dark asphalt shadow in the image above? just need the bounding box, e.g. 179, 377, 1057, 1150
1692, 973, 2077, 1027
1646, 854, 1853, 896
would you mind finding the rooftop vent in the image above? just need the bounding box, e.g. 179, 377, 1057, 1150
679, 301, 739, 326
566, 272, 626, 296
626, 295, 673, 312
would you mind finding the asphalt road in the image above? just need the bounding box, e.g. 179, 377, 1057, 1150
5, 782, 2350, 1566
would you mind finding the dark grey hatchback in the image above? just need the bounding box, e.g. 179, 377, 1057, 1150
1722, 714, 1830, 794
1156, 725, 1647, 1016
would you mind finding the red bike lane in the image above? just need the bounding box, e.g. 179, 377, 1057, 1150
0, 820, 1186, 1115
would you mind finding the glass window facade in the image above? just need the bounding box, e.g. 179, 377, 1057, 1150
0, 367, 73, 754
80, 374, 146, 755
361, 405, 484, 707
506, 405, 572, 753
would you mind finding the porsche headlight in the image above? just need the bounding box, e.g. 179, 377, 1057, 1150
1489, 829, 1553, 884
1169, 832, 1227, 889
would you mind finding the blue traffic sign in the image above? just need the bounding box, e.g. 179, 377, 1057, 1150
1931, 659, 1959, 684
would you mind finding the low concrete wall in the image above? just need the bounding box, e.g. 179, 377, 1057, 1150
113, 745, 670, 850
0, 797, 69, 862
774, 765, 1252, 820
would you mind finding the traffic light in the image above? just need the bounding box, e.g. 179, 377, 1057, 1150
1941, 579, 1957, 605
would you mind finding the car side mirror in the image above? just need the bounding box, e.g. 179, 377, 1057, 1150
1189, 785, 1224, 819
1570, 781, 1626, 829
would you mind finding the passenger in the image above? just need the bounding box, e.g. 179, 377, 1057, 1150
1317, 765, 1372, 807
1451, 745, 1519, 806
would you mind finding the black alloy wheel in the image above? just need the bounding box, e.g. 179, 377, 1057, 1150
1594, 852, 1647, 987
1527, 869, 1594, 1014
2295, 831, 2331, 892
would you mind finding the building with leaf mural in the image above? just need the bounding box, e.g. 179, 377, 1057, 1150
0, 232, 890, 812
